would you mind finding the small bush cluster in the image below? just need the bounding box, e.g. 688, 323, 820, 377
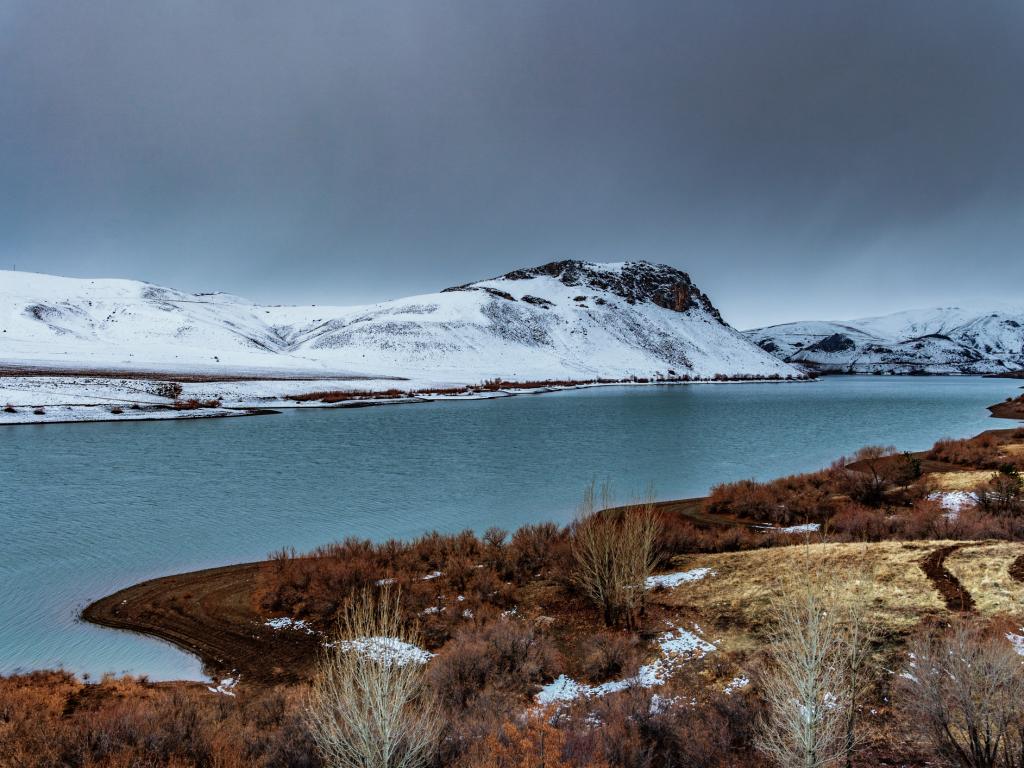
256, 527, 573, 645
928, 433, 1022, 470
0, 672, 317, 768
706, 467, 841, 524
172, 398, 223, 410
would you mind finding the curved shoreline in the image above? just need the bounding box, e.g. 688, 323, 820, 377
81, 560, 321, 685
78, 403, 1024, 682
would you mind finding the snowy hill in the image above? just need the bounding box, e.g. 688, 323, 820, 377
747, 305, 1024, 374
0, 261, 798, 382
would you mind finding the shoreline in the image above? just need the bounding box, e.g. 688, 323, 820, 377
79, 404, 1024, 685
0, 372, 814, 426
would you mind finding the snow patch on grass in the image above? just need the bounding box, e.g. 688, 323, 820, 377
1007, 630, 1024, 656
930, 491, 977, 519
207, 676, 238, 696
264, 617, 316, 634
332, 636, 434, 666
645, 568, 714, 589
779, 523, 820, 534
534, 623, 714, 705
724, 675, 750, 694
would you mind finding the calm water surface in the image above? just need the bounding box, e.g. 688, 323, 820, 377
1, 376, 1021, 679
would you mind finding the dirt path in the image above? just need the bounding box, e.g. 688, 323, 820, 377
1009, 553, 1024, 584
920, 545, 977, 612
82, 561, 321, 686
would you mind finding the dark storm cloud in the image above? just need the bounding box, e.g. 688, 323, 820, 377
1, 0, 1022, 327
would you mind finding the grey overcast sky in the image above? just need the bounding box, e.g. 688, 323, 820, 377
1, 1, 1022, 329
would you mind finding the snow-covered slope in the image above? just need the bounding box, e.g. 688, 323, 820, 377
747, 305, 1024, 374
1, 261, 798, 381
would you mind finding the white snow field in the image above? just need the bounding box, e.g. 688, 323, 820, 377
747, 302, 1024, 374
1, 261, 802, 423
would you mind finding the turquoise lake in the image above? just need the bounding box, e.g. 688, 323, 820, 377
1, 375, 1020, 680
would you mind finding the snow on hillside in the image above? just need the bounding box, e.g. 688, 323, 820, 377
1, 261, 798, 382
747, 305, 1024, 374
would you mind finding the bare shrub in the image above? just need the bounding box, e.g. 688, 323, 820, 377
899, 620, 1024, 768
928, 434, 1017, 470
428, 618, 561, 713
578, 631, 641, 682
839, 446, 899, 507
172, 397, 222, 410
452, 716, 605, 768
756, 564, 874, 768
707, 468, 839, 525
154, 381, 184, 399
828, 503, 892, 541
306, 588, 439, 768
571, 485, 661, 628
508, 522, 565, 582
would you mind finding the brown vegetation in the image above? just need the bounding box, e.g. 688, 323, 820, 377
571, 487, 661, 628
928, 433, 1024, 470
0, 672, 316, 768
38, 414, 1024, 766
988, 393, 1024, 420
172, 398, 223, 410
307, 588, 439, 768
900, 621, 1024, 768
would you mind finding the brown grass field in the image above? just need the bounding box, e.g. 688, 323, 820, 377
653, 540, 1024, 650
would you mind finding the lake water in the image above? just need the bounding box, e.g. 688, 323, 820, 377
1, 376, 1020, 680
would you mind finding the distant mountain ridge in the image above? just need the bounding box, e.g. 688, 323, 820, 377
0, 261, 799, 382
747, 305, 1024, 374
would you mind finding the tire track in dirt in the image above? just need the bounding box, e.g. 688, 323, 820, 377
920, 544, 976, 612
82, 561, 321, 686
1009, 553, 1024, 584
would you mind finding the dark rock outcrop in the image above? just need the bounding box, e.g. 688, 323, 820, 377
444, 260, 725, 323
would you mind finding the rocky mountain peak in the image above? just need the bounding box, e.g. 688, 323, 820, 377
445, 260, 725, 323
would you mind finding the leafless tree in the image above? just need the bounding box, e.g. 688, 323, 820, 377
900, 620, 1024, 768
841, 446, 898, 507
306, 587, 439, 768
757, 559, 876, 768
837, 563, 878, 768
571, 483, 661, 628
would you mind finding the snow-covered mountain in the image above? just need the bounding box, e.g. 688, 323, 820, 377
747, 305, 1024, 374
0, 261, 798, 382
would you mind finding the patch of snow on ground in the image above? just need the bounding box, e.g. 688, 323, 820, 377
1008, 630, 1024, 656
264, 617, 316, 634
778, 523, 821, 534
421, 571, 442, 581
335, 636, 434, 666
534, 623, 714, 705
724, 675, 750, 694
535, 675, 588, 705
207, 676, 238, 696
930, 491, 978, 520
645, 568, 714, 589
